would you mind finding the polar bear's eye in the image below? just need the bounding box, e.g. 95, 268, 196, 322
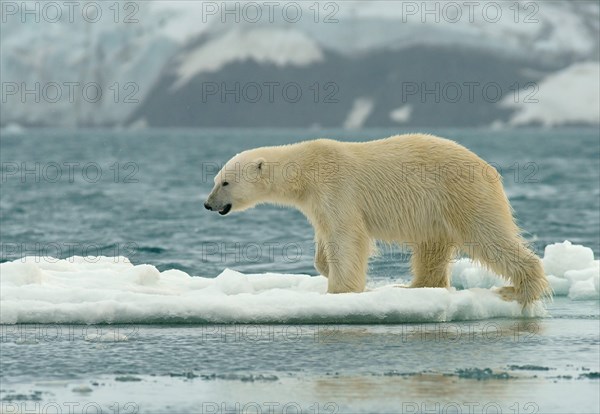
222, 181, 229, 187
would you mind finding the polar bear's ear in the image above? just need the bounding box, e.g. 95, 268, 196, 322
247, 158, 267, 181
255, 158, 267, 176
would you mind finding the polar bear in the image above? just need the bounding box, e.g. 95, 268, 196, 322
204, 134, 551, 305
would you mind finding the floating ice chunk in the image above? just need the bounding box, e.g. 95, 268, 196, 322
1, 256, 545, 325
542, 241, 599, 300
543, 241, 595, 278
1, 241, 597, 325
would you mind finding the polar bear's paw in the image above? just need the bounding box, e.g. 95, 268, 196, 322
496, 286, 518, 302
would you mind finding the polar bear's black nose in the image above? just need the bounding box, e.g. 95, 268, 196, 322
204, 202, 212, 211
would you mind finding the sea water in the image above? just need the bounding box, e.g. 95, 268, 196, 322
1, 128, 598, 413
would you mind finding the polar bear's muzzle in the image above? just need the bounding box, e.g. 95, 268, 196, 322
204, 200, 232, 216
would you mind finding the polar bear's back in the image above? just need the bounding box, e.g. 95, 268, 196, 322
325, 134, 514, 243
348, 133, 486, 171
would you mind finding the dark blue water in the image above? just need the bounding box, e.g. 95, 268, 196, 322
2, 128, 599, 281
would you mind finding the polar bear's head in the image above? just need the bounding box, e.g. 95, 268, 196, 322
204, 149, 272, 216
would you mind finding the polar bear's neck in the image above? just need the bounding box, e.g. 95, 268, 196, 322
263, 143, 310, 203
262, 140, 334, 219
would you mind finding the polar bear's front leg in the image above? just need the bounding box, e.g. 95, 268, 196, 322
325, 230, 370, 294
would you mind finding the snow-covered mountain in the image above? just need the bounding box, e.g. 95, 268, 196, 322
1, 1, 598, 128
